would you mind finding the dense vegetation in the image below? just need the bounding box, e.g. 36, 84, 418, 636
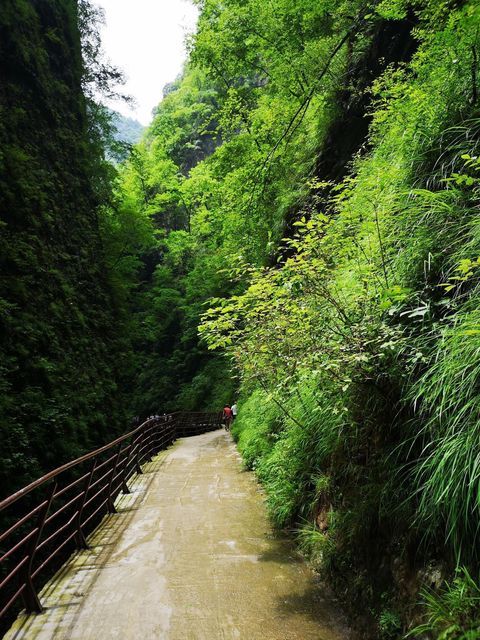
123, 0, 480, 635
2, 0, 480, 636
0, 0, 134, 496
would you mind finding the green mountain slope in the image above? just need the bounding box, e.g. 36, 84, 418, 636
111, 110, 144, 144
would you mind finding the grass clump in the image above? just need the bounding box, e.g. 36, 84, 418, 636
410, 306, 480, 560
296, 517, 337, 569
409, 568, 480, 640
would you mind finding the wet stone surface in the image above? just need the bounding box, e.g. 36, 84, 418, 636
5, 430, 350, 640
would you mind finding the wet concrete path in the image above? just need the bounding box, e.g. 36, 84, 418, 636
5, 430, 349, 640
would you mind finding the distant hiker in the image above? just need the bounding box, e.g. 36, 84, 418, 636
231, 402, 238, 421
223, 404, 233, 431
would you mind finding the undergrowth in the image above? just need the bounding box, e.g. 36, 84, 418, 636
408, 568, 480, 640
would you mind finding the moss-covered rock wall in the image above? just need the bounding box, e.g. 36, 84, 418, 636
0, 0, 126, 496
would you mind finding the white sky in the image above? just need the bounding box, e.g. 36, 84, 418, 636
95, 0, 198, 125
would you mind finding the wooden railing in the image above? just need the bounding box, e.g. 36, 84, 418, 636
175, 411, 225, 437
0, 411, 223, 626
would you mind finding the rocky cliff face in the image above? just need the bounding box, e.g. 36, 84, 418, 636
0, 0, 126, 496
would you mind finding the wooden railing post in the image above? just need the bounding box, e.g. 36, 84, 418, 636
75, 458, 97, 550
107, 447, 122, 514
134, 428, 146, 474
144, 422, 154, 463
152, 419, 162, 455
152, 420, 162, 454
120, 443, 133, 494
21, 481, 57, 613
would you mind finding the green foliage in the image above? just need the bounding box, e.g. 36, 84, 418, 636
411, 307, 480, 561
0, 0, 133, 496
409, 569, 480, 640
5, 0, 480, 634
296, 519, 336, 569
234, 382, 343, 527
188, 0, 480, 632
378, 609, 402, 639
231, 390, 280, 468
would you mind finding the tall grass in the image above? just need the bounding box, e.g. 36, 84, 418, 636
231, 389, 281, 469
411, 306, 480, 560
234, 382, 344, 527
408, 568, 480, 639
296, 519, 336, 568
381, 116, 480, 562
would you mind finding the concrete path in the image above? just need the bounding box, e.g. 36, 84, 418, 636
5, 430, 349, 640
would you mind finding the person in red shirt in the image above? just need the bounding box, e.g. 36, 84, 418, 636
223, 405, 233, 431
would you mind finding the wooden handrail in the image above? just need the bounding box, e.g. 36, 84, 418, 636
0, 411, 223, 627
0, 418, 160, 513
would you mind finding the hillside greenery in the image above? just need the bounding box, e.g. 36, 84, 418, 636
2, 0, 480, 637
0, 0, 133, 496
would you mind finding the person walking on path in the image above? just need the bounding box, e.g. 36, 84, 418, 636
223, 404, 233, 431
231, 402, 238, 422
